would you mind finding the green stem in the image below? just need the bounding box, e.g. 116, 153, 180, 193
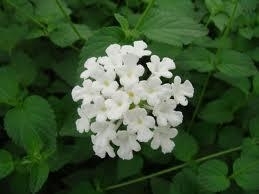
134, 0, 155, 30
55, 0, 84, 40
103, 146, 242, 191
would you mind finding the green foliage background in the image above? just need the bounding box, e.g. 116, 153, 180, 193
0, 0, 259, 193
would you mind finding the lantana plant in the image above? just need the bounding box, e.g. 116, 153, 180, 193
72, 40, 194, 160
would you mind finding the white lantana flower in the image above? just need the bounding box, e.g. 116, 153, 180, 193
151, 126, 178, 154
75, 106, 90, 133
105, 91, 130, 120
116, 54, 144, 87
138, 77, 171, 106
112, 130, 141, 160
72, 40, 194, 160
171, 76, 194, 106
92, 69, 118, 97
147, 55, 175, 78
71, 79, 100, 104
153, 99, 183, 127
124, 107, 155, 142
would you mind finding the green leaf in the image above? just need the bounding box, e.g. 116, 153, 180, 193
32, 0, 71, 24
205, 0, 224, 15
173, 131, 199, 161
0, 150, 14, 179
200, 88, 246, 124
156, 0, 195, 17
217, 50, 257, 77
11, 52, 37, 86
199, 99, 234, 124
68, 181, 103, 194
79, 27, 125, 65
211, 13, 229, 32
214, 72, 250, 95
249, 116, 259, 138
217, 126, 243, 149
49, 23, 91, 47
4, 95, 57, 153
241, 138, 259, 158
253, 73, 259, 95
114, 13, 129, 31
117, 155, 143, 180
176, 47, 215, 72
171, 169, 199, 194
0, 24, 27, 52
198, 160, 230, 192
232, 157, 259, 190
139, 9, 207, 46
29, 161, 49, 193
151, 177, 172, 194
0, 66, 20, 105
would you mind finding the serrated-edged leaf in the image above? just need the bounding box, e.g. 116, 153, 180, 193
176, 47, 215, 72
49, 23, 91, 47
217, 50, 257, 77
11, 52, 37, 86
232, 157, 259, 190
114, 13, 129, 31
173, 131, 199, 161
139, 9, 207, 46
205, 0, 224, 15
198, 160, 230, 192
117, 155, 143, 180
151, 177, 172, 194
0, 150, 14, 179
79, 27, 125, 65
4, 95, 57, 153
249, 116, 259, 138
211, 13, 229, 32
0, 66, 20, 105
241, 138, 259, 158
29, 161, 49, 193
214, 72, 250, 95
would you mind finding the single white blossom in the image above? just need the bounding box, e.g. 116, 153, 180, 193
71, 79, 100, 104
138, 77, 171, 106
116, 54, 144, 87
92, 69, 118, 97
147, 55, 175, 78
80, 57, 104, 79
122, 40, 151, 58
124, 107, 155, 142
105, 91, 130, 120
171, 76, 194, 106
123, 84, 142, 105
112, 130, 141, 160
151, 126, 178, 154
153, 99, 183, 127
75, 106, 90, 133
92, 138, 115, 158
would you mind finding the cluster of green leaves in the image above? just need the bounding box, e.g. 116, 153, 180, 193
0, 0, 259, 193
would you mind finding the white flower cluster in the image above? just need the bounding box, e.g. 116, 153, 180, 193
72, 40, 194, 160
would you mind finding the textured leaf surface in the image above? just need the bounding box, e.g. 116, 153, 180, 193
198, 160, 230, 192
29, 161, 49, 193
233, 157, 259, 190
139, 9, 207, 46
4, 96, 57, 153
